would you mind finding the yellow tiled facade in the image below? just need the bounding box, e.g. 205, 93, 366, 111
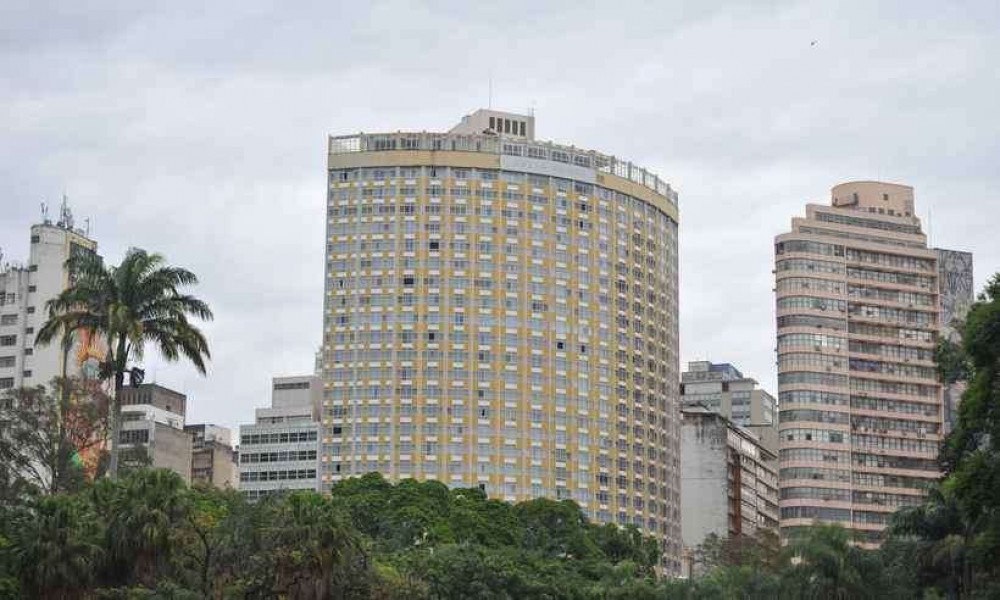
320, 111, 681, 571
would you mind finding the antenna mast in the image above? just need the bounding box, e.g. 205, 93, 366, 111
58, 194, 75, 230
928, 207, 933, 247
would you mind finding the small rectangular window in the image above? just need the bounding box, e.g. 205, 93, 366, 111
489, 116, 495, 130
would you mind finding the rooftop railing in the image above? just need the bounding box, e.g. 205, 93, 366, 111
329, 132, 676, 203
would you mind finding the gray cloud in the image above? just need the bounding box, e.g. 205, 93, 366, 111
2, 0, 997, 429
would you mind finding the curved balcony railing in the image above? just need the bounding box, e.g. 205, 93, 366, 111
329, 132, 676, 206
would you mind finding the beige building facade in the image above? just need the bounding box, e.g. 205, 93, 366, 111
186, 424, 238, 488
775, 181, 957, 546
321, 109, 682, 571
119, 384, 192, 482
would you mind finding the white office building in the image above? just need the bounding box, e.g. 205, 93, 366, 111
239, 375, 321, 499
1, 206, 101, 392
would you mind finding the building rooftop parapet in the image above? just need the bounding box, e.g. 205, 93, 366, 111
328, 130, 676, 207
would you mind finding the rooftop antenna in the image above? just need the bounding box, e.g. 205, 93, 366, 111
40, 202, 50, 225
488, 74, 493, 109
928, 206, 933, 247
58, 194, 74, 230
84, 217, 91, 238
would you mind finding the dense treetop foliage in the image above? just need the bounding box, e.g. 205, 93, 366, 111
0, 470, 667, 599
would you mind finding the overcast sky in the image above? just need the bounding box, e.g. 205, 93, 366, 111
2, 1, 997, 431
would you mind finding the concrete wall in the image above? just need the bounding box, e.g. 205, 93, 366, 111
191, 442, 238, 489
120, 384, 187, 417
680, 413, 729, 548
151, 422, 192, 483
271, 375, 320, 416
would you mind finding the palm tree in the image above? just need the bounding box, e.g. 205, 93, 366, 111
10, 494, 104, 599
105, 469, 191, 587
36, 248, 212, 479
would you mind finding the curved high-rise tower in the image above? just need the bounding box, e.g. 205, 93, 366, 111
775, 181, 958, 546
321, 109, 681, 571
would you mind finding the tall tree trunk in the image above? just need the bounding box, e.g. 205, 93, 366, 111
107, 370, 124, 480
52, 338, 71, 494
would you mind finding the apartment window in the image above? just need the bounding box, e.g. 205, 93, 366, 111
0, 356, 14, 368
27, 286, 36, 293
30, 235, 40, 244
273, 381, 310, 391
119, 429, 150, 444
0, 315, 16, 325
0, 336, 15, 346
0, 378, 13, 389
22, 370, 31, 378
26, 307, 35, 314
489, 117, 496, 130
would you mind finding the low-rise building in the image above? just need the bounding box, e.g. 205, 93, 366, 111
680, 406, 779, 575
118, 384, 191, 482
680, 361, 778, 455
238, 375, 321, 499
186, 423, 238, 488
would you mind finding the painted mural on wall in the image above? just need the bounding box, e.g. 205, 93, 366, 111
72, 327, 110, 478
936, 249, 974, 339
936, 248, 973, 434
